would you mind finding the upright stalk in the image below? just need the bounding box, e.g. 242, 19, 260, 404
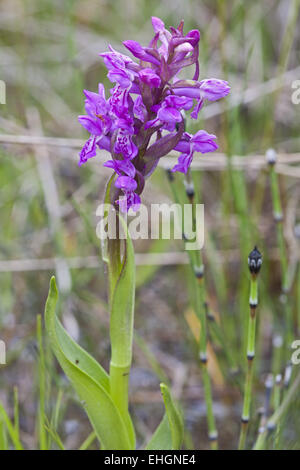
239, 247, 262, 450
273, 374, 282, 449
253, 370, 300, 450
168, 171, 218, 449
37, 314, 47, 450
106, 210, 135, 445
194, 251, 218, 450
266, 150, 293, 347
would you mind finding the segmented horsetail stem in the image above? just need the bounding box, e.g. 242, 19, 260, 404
238, 246, 262, 450
283, 362, 293, 389
295, 224, 300, 335
273, 374, 283, 449
167, 169, 218, 449
272, 334, 283, 376
254, 370, 300, 450
266, 149, 293, 346
188, 180, 218, 449
182, 173, 219, 449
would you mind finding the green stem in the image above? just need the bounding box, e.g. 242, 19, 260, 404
253, 371, 300, 450
13, 387, 19, 442
37, 314, 47, 450
109, 363, 130, 417
106, 209, 135, 448
273, 375, 282, 449
297, 262, 300, 335
169, 172, 218, 449
202, 362, 218, 449
269, 166, 288, 290
238, 275, 258, 450
269, 162, 293, 348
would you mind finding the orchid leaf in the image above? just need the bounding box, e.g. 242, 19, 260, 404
110, 214, 135, 368
101, 173, 116, 265
109, 214, 136, 448
44, 277, 133, 450
146, 383, 183, 450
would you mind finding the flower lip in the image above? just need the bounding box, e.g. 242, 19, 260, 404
115, 175, 137, 192
138, 68, 161, 88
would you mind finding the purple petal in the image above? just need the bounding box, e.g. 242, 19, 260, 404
139, 68, 161, 88
133, 95, 147, 120
157, 106, 182, 123
199, 79, 231, 101
78, 115, 104, 135
171, 152, 193, 174
185, 29, 201, 47
96, 135, 111, 152
103, 159, 136, 178
78, 136, 97, 166
123, 40, 161, 65
151, 17, 165, 33
165, 95, 194, 110
191, 130, 218, 153
115, 175, 137, 192
107, 69, 133, 88
190, 97, 204, 119
118, 192, 141, 213
172, 87, 201, 99
114, 129, 138, 160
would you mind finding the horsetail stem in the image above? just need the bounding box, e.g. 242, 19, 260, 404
273, 374, 283, 449
253, 371, 300, 450
186, 176, 218, 450
266, 149, 293, 346
238, 247, 262, 450
258, 375, 274, 439
295, 224, 300, 335
271, 335, 283, 377
266, 150, 288, 291
167, 170, 218, 450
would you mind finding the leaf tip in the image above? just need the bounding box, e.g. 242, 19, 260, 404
50, 275, 58, 291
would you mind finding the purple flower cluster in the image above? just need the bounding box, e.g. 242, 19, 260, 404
78, 17, 230, 211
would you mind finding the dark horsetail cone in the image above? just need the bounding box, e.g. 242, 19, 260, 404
248, 246, 262, 275
239, 246, 262, 450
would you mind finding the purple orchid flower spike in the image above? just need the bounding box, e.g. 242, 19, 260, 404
78, 17, 230, 212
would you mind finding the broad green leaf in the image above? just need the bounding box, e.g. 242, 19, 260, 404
146, 383, 183, 450
55, 320, 110, 392
145, 414, 173, 450
44, 277, 133, 450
